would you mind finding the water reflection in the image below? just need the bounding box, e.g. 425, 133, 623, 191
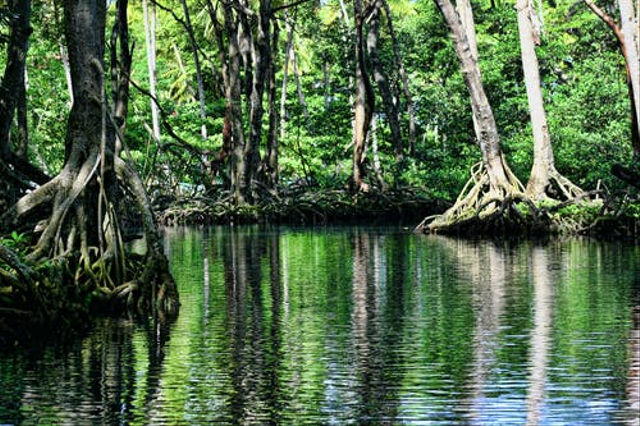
0, 227, 639, 425
525, 246, 554, 426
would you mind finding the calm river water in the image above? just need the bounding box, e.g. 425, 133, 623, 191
1, 226, 639, 425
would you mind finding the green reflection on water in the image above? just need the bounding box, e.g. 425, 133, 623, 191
0, 227, 638, 425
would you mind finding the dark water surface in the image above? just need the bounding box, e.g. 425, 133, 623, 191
1, 226, 639, 425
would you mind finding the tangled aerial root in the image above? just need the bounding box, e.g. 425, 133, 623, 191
416, 162, 527, 234
415, 162, 604, 236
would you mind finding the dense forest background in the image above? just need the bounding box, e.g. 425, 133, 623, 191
1, 0, 635, 208
0, 0, 638, 340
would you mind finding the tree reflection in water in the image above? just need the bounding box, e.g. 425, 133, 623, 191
2, 227, 639, 425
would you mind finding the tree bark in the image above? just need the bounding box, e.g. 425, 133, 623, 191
110, 0, 132, 156
434, 0, 511, 192
617, 0, 640, 138
15, 66, 29, 159
279, 10, 295, 141
381, 0, 416, 155
584, 0, 640, 156
179, 0, 208, 140
143, 0, 161, 142
245, 0, 273, 200
0, 0, 32, 159
265, 19, 280, 188
352, 0, 375, 192
518, 0, 553, 199
292, 48, 309, 123
224, 2, 248, 205
367, 0, 403, 163
1, 0, 180, 316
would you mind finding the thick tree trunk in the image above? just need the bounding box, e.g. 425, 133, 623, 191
245, 0, 273, 200
0, 0, 180, 317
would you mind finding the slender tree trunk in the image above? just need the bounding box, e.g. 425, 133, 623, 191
111, 0, 132, 157
143, 0, 161, 142
323, 55, 330, 111
0, 0, 31, 159
367, 0, 403, 163
15, 66, 29, 159
279, 10, 295, 141
352, 0, 375, 192
292, 49, 309, 123
518, 0, 553, 199
265, 19, 280, 188
207, 0, 233, 189
381, 0, 416, 155
224, 3, 247, 205
60, 40, 74, 105
617, 0, 640, 153
434, 0, 511, 192
584, 0, 640, 156
179, 0, 208, 140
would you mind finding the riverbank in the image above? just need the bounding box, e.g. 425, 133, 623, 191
153, 186, 640, 238
154, 186, 448, 227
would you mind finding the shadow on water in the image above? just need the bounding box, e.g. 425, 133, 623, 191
0, 314, 173, 425
1, 226, 639, 425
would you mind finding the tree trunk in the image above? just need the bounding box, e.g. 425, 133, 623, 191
0, 0, 179, 317
60, 40, 74, 105
381, 0, 416, 155
584, 0, 640, 156
292, 49, 309, 123
352, 0, 375, 193
143, 0, 161, 142
265, 19, 280, 188
279, 10, 295, 141
367, 0, 403, 163
245, 0, 273, 200
617, 0, 640, 154
224, 3, 248, 205
15, 66, 29, 159
518, 0, 552, 199
179, 0, 208, 140
0, 0, 31, 158
434, 0, 511, 193
417, 0, 524, 233
110, 0, 132, 156
518, 0, 581, 200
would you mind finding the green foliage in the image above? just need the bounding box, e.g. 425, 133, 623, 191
1, 231, 26, 249
0, 0, 635, 210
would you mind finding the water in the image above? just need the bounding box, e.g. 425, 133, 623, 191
1, 226, 639, 425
